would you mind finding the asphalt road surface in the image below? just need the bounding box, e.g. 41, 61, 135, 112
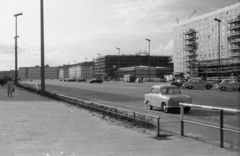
23, 80, 240, 147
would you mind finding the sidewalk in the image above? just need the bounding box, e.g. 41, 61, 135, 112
0, 87, 239, 156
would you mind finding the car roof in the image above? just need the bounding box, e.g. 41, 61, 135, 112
152, 85, 178, 88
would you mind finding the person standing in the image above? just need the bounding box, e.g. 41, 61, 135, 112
5, 79, 14, 97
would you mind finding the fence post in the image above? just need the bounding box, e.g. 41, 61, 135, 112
220, 110, 224, 148
157, 117, 160, 137
180, 104, 184, 136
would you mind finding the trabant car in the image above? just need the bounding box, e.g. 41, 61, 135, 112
183, 79, 213, 89
144, 85, 192, 113
217, 79, 240, 91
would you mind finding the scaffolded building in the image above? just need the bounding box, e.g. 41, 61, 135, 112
173, 3, 240, 79
94, 55, 172, 79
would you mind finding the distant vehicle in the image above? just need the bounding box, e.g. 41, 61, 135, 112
217, 79, 240, 91
89, 78, 103, 83
169, 79, 185, 87
64, 78, 69, 82
144, 85, 192, 113
77, 78, 86, 82
135, 78, 143, 83
59, 78, 64, 81
123, 75, 135, 82
183, 79, 213, 89
68, 78, 77, 82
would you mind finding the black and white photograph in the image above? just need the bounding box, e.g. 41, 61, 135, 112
0, 0, 240, 155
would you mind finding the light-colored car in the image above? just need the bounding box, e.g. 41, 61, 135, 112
183, 79, 213, 89
144, 85, 192, 113
217, 79, 240, 91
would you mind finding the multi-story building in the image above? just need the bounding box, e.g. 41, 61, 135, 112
63, 62, 94, 80
58, 65, 70, 79
173, 3, 240, 78
19, 67, 28, 79
20, 66, 59, 79
94, 55, 172, 79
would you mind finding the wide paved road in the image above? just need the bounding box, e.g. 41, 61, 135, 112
24, 79, 240, 147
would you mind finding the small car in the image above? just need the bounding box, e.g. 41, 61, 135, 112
89, 78, 103, 83
183, 79, 213, 89
169, 79, 185, 87
77, 78, 86, 82
217, 79, 240, 91
144, 85, 192, 113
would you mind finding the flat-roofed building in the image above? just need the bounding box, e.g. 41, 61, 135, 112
94, 55, 172, 80
68, 62, 94, 79
173, 3, 240, 78
19, 67, 28, 79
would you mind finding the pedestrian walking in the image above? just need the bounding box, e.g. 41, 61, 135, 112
5, 79, 14, 97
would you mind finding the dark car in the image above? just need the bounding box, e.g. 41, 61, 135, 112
77, 78, 86, 82
89, 78, 103, 83
169, 79, 184, 87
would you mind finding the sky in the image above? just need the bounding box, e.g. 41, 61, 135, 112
0, 0, 239, 71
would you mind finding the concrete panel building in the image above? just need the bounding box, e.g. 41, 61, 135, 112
173, 3, 240, 78
94, 55, 172, 79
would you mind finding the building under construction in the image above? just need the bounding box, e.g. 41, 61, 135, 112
94, 55, 172, 79
173, 3, 240, 79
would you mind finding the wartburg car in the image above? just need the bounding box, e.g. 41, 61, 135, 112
144, 85, 192, 113
217, 79, 240, 91
183, 79, 213, 89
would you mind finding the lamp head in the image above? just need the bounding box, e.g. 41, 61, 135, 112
214, 18, 221, 22
14, 13, 23, 17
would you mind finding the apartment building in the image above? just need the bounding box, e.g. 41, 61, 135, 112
173, 3, 240, 78
65, 62, 94, 80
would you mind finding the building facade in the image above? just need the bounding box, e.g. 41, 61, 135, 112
61, 62, 94, 80
94, 55, 172, 79
173, 3, 240, 78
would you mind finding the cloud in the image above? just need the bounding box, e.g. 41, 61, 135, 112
152, 39, 173, 56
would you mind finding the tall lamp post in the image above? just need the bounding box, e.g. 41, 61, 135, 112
146, 39, 151, 82
74, 61, 76, 79
14, 13, 23, 86
116, 47, 120, 80
40, 0, 45, 95
214, 18, 221, 82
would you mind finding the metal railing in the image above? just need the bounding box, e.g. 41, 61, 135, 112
179, 103, 240, 148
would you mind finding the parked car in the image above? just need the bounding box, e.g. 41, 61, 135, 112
144, 85, 192, 113
217, 79, 240, 91
68, 78, 77, 82
89, 78, 103, 83
183, 79, 213, 89
77, 78, 86, 82
169, 79, 184, 87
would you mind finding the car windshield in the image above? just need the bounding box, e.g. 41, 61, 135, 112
161, 87, 181, 94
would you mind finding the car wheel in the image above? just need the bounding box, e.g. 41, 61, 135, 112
161, 103, 168, 113
220, 86, 227, 91
206, 85, 211, 89
188, 86, 193, 89
184, 107, 191, 113
147, 101, 153, 110
238, 87, 240, 92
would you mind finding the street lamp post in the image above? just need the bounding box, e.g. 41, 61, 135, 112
40, 0, 45, 95
74, 61, 76, 79
14, 13, 23, 86
146, 39, 151, 82
116, 47, 120, 81
214, 18, 221, 82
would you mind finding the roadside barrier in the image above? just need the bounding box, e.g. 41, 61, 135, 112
179, 103, 240, 148
18, 83, 161, 137
55, 93, 161, 137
